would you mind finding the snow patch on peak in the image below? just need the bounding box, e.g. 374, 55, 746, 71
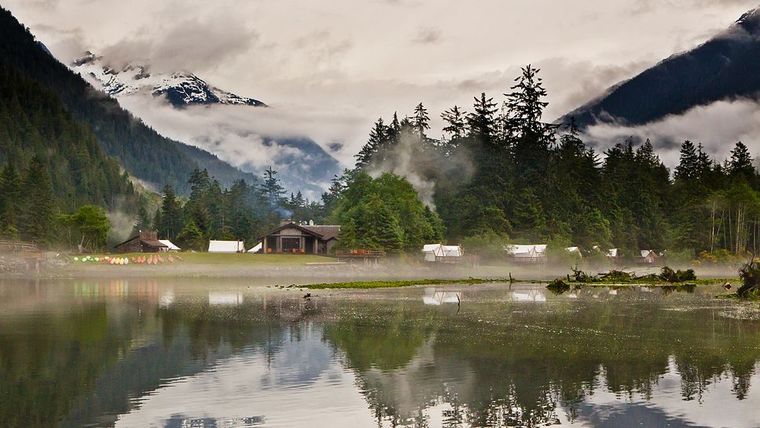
736, 7, 760, 33
70, 52, 266, 108
737, 7, 760, 23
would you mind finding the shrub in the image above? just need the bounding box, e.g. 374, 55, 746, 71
547, 279, 571, 294
738, 260, 760, 298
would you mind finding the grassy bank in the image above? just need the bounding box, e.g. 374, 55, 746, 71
303, 278, 505, 289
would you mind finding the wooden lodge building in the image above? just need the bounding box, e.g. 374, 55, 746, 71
261, 221, 340, 254
114, 231, 168, 253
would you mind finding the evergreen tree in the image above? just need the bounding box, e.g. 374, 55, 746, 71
675, 140, 699, 182
0, 163, 21, 236
260, 166, 286, 211
441, 105, 467, 147
466, 93, 498, 143
729, 141, 755, 182
131, 203, 152, 236
176, 220, 206, 252
18, 155, 54, 243
355, 118, 387, 168
412, 103, 430, 139
158, 185, 183, 240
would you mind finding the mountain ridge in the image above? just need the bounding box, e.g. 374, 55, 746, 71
559, 5, 760, 129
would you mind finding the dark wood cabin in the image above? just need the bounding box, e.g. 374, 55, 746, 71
114, 231, 168, 253
261, 222, 340, 254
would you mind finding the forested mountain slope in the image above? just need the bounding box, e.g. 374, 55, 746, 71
0, 7, 257, 194
559, 8, 760, 129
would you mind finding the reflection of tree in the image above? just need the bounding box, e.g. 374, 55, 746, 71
322, 296, 760, 427
0, 295, 317, 427
324, 307, 434, 371
0, 304, 132, 427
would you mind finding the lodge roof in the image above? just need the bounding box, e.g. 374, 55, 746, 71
261, 222, 341, 241
114, 234, 168, 249
302, 225, 341, 241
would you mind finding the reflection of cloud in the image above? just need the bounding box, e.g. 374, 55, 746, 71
510, 290, 547, 303
208, 292, 243, 306
422, 288, 461, 305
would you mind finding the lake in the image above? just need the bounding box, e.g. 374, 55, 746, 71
1, 278, 759, 427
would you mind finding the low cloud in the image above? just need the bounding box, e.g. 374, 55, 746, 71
412, 27, 442, 44
115, 94, 361, 198
583, 98, 760, 168
101, 16, 258, 74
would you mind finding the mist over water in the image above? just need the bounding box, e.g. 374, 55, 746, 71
2, 278, 760, 427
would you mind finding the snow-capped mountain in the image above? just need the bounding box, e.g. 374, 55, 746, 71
69, 51, 341, 198
72, 51, 266, 107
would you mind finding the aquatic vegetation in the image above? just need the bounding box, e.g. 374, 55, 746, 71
738, 260, 760, 299
659, 266, 696, 283
566, 267, 697, 285
546, 279, 571, 294
304, 278, 500, 289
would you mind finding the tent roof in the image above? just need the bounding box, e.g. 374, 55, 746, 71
159, 239, 180, 250
505, 244, 547, 256
247, 242, 263, 253
208, 240, 245, 253
422, 244, 463, 257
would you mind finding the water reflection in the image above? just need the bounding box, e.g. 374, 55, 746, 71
1, 279, 759, 427
422, 288, 461, 306
208, 292, 244, 306
510, 289, 547, 303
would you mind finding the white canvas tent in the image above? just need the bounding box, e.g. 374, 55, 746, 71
159, 239, 180, 251
505, 244, 547, 263
208, 240, 245, 253
421, 244, 463, 262
247, 242, 263, 253
565, 246, 582, 256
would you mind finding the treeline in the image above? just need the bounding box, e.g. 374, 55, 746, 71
152, 167, 326, 251
345, 65, 760, 259
0, 61, 137, 246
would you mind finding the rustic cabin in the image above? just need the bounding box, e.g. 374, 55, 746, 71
261, 221, 340, 254
114, 231, 168, 253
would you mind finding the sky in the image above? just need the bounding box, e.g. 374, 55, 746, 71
4, 0, 760, 166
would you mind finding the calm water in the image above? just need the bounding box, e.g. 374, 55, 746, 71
1, 279, 760, 427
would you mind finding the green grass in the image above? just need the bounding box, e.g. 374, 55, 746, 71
72, 253, 337, 266
304, 278, 504, 289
